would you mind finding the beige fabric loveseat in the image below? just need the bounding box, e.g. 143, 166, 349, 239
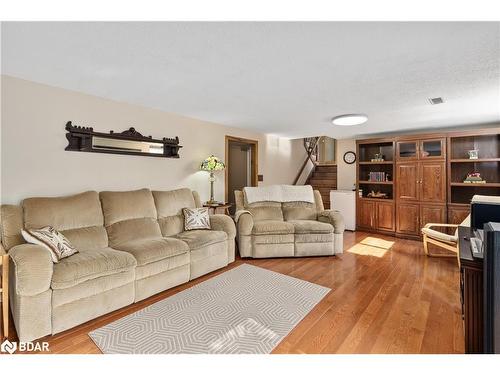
234, 185, 344, 258
0, 188, 235, 342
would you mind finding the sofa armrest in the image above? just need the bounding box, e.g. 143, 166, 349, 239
210, 214, 236, 239
9, 244, 53, 296
0, 243, 6, 256
235, 211, 254, 236
318, 210, 345, 234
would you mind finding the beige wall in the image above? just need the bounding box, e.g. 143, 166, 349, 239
336, 138, 357, 190
1, 76, 302, 204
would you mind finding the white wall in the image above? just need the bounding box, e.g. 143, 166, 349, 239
1, 76, 302, 204
336, 138, 357, 191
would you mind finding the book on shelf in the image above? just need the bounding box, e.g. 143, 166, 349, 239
367, 171, 388, 182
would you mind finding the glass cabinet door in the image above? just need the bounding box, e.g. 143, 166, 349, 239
397, 141, 418, 160
420, 139, 445, 159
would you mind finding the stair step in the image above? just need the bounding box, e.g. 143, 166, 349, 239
315, 165, 337, 169
311, 185, 337, 191
314, 167, 337, 173
310, 178, 336, 185
312, 172, 337, 178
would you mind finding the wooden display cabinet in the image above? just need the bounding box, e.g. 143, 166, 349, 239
356, 139, 395, 234
395, 135, 447, 238
356, 127, 500, 239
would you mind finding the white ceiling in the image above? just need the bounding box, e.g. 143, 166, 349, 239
2, 22, 499, 139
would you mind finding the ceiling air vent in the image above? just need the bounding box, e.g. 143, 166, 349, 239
428, 97, 444, 105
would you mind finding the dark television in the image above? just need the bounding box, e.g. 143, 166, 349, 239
471, 202, 500, 231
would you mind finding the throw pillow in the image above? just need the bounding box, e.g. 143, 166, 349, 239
183, 207, 211, 231
21, 226, 78, 263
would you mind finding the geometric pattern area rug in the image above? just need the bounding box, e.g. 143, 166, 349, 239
89, 264, 331, 354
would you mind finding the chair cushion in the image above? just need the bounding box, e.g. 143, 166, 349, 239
252, 220, 294, 235
113, 237, 189, 266
288, 220, 333, 234
51, 247, 137, 290
175, 230, 227, 250
421, 227, 458, 243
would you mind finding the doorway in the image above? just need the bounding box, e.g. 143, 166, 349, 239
225, 136, 258, 215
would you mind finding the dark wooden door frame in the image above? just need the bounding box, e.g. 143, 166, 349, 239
225, 135, 259, 203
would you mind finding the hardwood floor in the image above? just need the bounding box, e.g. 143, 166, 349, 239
6, 231, 464, 354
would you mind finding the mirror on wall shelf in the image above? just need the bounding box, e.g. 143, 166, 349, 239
64, 121, 182, 158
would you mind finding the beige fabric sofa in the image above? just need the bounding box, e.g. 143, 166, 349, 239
0, 188, 235, 342
234, 188, 344, 258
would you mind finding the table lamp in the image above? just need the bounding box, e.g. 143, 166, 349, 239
200, 155, 225, 204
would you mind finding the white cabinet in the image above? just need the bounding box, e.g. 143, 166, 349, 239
330, 190, 356, 231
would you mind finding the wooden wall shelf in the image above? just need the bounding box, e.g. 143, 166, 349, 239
358, 197, 393, 202
448, 130, 500, 207
65, 121, 182, 158
451, 182, 500, 187
359, 181, 393, 185
451, 158, 500, 163
358, 161, 394, 165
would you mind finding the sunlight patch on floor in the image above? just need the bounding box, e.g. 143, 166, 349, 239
360, 236, 395, 250
346, 237, 395, 258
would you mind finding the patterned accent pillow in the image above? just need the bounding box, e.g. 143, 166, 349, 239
21, 226, 78, 263
183, 207, 211, 231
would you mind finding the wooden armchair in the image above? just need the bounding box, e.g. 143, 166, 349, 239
422, 213, 471, 266
421, 223, 461, 266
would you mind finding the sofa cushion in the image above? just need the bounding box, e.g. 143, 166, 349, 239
51, 247, 137, 290
157, 215, 185, 237
22, 191, 108, 250
288, 220, 333, 234
153, 188, 197, 217
175, 230, 227, 250
252, 220, 294, 235
61, 226, 109, 252
113, 237, 189, 266
153, 188, 198, 236
244, 199, 284, 222
135, 252, 190, 280
282, 202, 317, 221
1, 204, 25, 250
23, 191, 103, 231
100, 188, 157, 226
100, 189, 162, 246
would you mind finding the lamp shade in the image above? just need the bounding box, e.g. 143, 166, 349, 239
200, 155, 225, 171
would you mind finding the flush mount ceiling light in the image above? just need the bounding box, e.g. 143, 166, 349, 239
331, 114, 368, 126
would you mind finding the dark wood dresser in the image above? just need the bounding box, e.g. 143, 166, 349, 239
459, 225, 484, 353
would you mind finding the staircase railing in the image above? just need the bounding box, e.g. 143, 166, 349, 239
293, 136, 321, 185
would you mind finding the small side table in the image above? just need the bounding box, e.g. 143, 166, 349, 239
0, 254, 9, 339
203, 203, 233, 216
